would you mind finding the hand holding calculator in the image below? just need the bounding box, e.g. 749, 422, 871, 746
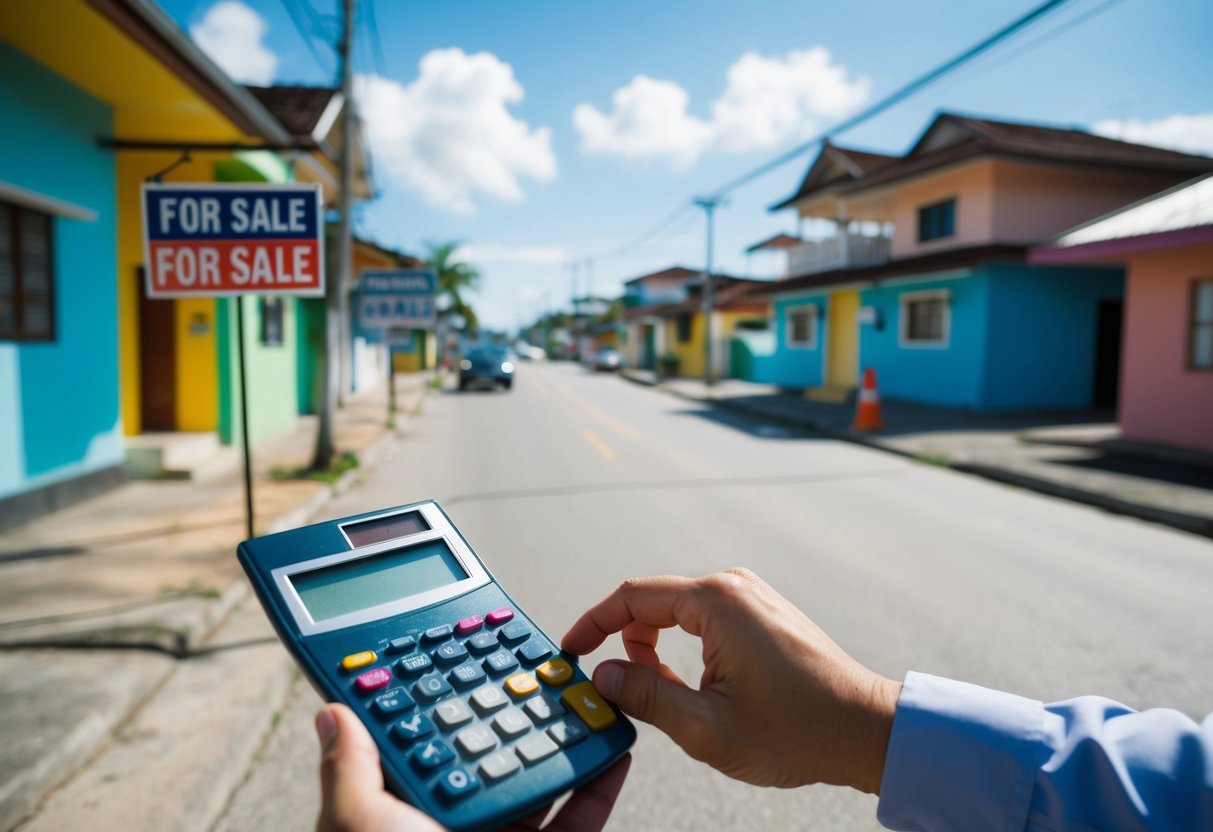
238, 500, 636, 832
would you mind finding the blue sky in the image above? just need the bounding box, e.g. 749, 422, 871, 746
163, 0, 1213, 331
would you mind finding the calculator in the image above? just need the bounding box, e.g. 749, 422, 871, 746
237, 500, 636, 832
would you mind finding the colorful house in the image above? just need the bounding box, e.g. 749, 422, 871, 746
753, 113, 1213, 409
1032, 174, 1213, 452
620, 266, 700, 370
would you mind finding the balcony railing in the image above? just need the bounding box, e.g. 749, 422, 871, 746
786, 233, 890, 278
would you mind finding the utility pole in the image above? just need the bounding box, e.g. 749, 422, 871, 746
312, 0, 355, 470
694, 196, 723, 387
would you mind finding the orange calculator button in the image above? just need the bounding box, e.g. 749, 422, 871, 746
341, 650, 377, 671
561, 681, 616, 731
504, 673, 540, 698
536, 658, 573, 687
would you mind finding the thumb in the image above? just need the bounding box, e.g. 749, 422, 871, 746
593, 660, 706, 749
316, 703, 386, 830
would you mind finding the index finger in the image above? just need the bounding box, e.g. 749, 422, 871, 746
561, 575, 707, 655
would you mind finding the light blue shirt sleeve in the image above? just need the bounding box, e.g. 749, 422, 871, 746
876, 672, 1213, 831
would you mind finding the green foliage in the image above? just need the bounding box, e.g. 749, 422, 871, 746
273, 450, 360, 484
425, 241, 481, 334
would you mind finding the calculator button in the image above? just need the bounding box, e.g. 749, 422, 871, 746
522, 694, 564, 725
449, 661, 487, 690
466, 632, 499, 654
478, 750, 521, 784
498, 621, 532, 644
454, 724, 498, 758
373, 688, 416, 718
484, 649, 520, 676
547, 718, 588, 748
561, 682, 617, 731
434, 641, 469, 666
396, 653, 433, 676
504, 673, 540, 699
491, 707, 532, 740
517, 640, 552, 665
470, 685, 509, 715
535, 659, 574, 687
515, 732, 560, 766
354, 667, 393, 694
435, 767, 479, 802
341, 650, 377, 671
393, 712, 436, 744
423, 624, 454, 643
412, 739, 454, 772
413, 673, 454, 703
387, 636, 417, 654
433, 698, 474, 731
455, 615, 484, 636
486, 608, 514, 626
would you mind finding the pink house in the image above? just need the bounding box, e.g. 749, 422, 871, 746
1033, 174, 1213, 452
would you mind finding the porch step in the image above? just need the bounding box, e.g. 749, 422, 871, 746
124, 433, 240, 482
804, 386, 853, 404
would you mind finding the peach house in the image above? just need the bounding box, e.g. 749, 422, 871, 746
1033, 174, 1213, 452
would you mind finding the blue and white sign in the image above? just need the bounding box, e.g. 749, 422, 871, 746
359, 269, 438, 330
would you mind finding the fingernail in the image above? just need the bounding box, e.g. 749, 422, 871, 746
595, 662, 624, 700
315, 708, 338, 749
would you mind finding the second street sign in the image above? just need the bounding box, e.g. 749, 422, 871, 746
142, 183, 325, 298
359, 269, 438, 330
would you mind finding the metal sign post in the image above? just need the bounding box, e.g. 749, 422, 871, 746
358, 269, 438, 424
142, 182, 325, 539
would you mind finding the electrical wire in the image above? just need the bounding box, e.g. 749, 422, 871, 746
363, 0, 389, 77
282, 0, 335, 78
591, 203, 697, 261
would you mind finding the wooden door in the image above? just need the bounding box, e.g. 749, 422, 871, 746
137, 267, 176, 430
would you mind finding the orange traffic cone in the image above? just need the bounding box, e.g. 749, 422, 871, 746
852, 368, 885, 431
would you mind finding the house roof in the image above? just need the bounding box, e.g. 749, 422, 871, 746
770, 142, 898, 210
622, 266, 701, 286
745, 233, 803, 253
1032, 173, 1213, 264
773, 112, 1213, 211
354, 237, 423, 268
749, 244, 1028, 297
624, 277, 772, 319
245, 85, 341, 141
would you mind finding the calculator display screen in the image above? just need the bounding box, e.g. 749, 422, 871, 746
291, 539, 467, 622
342, 510, 429, 547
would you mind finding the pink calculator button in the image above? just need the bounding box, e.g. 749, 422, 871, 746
486, 608, 514, 626
456, 615, 484, 636
355, 667, 392, 693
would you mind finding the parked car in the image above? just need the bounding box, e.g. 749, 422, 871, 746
590, 348, 623, 371
513, 341, 546, 361
459, 347, 514, 391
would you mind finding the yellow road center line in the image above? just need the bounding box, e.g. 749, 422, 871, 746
580, 428, 617, 461
558, 386, 638, 441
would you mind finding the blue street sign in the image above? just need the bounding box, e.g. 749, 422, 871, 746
359, 269, 438, 330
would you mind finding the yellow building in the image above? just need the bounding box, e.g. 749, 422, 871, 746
655, 278, 770, 378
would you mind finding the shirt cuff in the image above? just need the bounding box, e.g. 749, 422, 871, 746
877, 672, 1045, 832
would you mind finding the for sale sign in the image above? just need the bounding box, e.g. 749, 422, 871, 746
358, 269, 438, 330
141, 183, 324, 298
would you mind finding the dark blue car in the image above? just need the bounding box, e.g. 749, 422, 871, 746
459, 347, 515, 391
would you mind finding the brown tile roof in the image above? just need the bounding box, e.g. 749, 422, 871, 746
771, 142, 899, 210
745, 233, 803, 253
626, 277, 772, 319
622, 265, 702, 286
354, 237, 422, 268
245, 85, 338, 139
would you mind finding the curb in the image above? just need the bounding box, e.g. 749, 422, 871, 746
627, 375, 1213, 542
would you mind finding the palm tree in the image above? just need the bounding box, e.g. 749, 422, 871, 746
424, 241, 481, 332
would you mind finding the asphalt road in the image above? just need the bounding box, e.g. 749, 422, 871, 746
218, 360, 1213, 831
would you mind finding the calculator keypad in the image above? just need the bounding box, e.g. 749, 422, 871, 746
341, 606, 621, 808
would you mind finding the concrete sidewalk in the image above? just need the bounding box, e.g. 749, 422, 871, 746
621, 369, 1213, 540
0, 372, 435, 831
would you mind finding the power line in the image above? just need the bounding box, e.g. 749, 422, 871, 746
704, 0, 1077, 200
591, 202, 697, 261
282, 0, 335, 78
363, 0, 389, 77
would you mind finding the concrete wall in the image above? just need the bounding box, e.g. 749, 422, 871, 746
767, 293, 828, 389
982, 263, 1123, 410
1120, 243, 1213, 451
0, 44, 122, 499
889, 161, 996, 259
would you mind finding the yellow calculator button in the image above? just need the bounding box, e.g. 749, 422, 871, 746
504, 673, 540, 698
561, 681, 616, 731
536, 658, 573, 687
341, 651, 377, 671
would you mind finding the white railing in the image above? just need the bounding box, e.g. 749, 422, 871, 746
785, 233, 890, 278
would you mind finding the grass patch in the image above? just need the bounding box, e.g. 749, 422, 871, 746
272, 451, 360, 484
427, 376, 445, 390
913, 453, 952, 467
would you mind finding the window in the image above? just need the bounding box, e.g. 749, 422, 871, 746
676, 313, 693, 343
900, 292, 950, 347
260, 297, 285, 346
786, 304, 817, 349
1191, 279, 1213, 371
0, 200, 54, 341
917, 198, 955, 243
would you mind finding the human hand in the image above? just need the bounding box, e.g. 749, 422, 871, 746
561, 568, 901, 794
314, 703, 631, 832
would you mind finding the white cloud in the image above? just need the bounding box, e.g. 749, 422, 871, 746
191, 1, 278, 85
455, 244, 570, 265
357, 49, 557, 214
1092, 113, 1213, 156
573, 47, 869, 167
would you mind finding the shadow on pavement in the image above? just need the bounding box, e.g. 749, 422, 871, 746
1051, 453, 1213, 491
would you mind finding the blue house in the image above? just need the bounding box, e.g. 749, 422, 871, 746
750, 113, 1213, 410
